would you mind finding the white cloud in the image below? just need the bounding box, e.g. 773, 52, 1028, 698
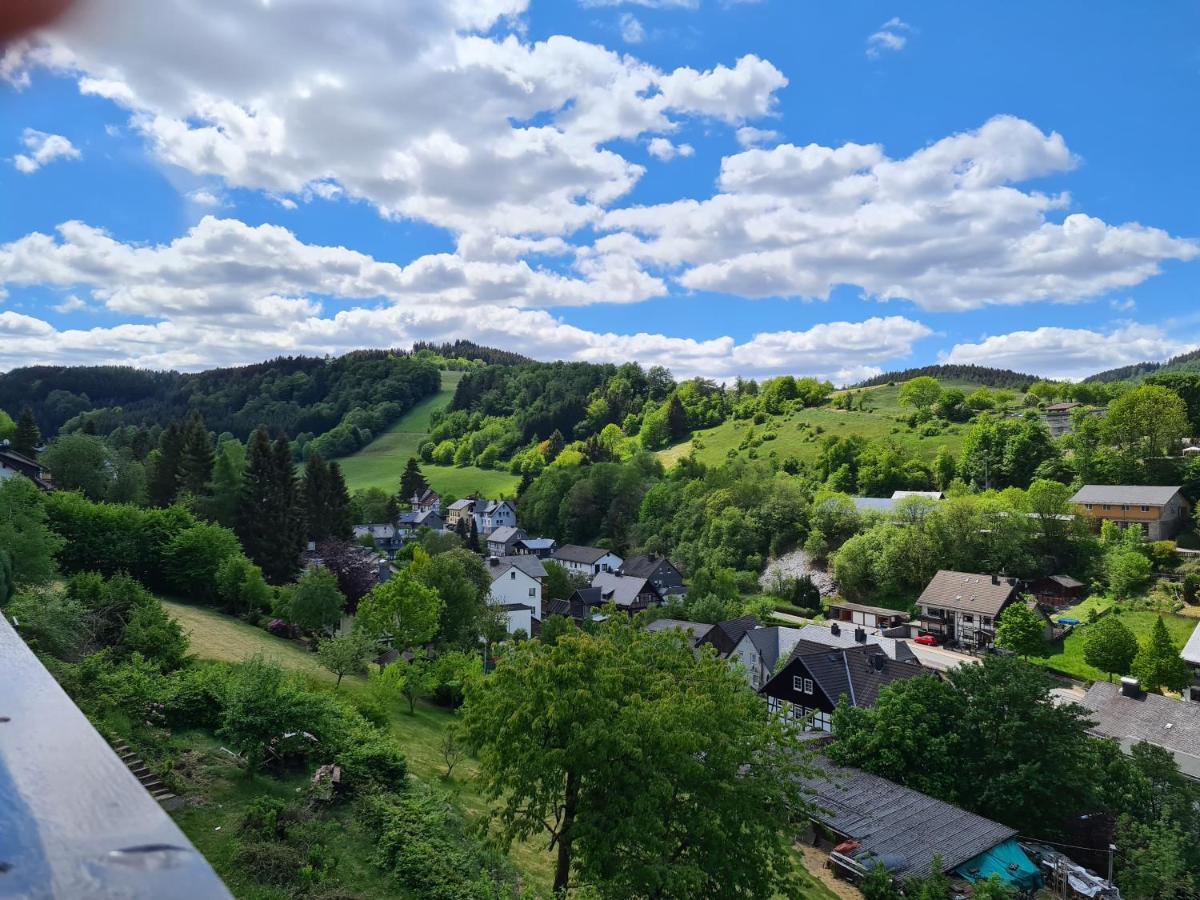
186, 188, 223, 207
866, 17, 911, 59
0, 216, 929, 381
942, 324, 1186, 380
6, 0, 783, 242
647, 137, 694, 161
1110, 297, 1136, 312
619, 13, 646, 43
11, 128, 80, 173
580, 0, 698, 7
52, 294, 90, 313
595, 116, 1197, 311
735, 125, 779, 147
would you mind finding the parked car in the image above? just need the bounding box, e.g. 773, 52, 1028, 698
913, 633, 940, 646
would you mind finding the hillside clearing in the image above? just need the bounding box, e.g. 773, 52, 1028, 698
1029, 610, 1196, 683
338, 369, 520, 499
658, 379, 989, 470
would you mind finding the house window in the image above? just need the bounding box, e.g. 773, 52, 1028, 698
1141, 506, 1150, 512
982, 616, 992, 626
510, 571, 516, 580
1085, 504, 1093, 510
962, 614, 973, 624
1121, 504, 1130, 511
529, 587, 536, 597
792, 675, 810, 693
1103, 504, 1111, 511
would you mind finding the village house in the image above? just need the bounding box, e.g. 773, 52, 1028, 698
587, 571, 665, 613
617, 553, 686, 602
826, 602, 909, 631
1069, 485, 1191, 540
1183, 622, 1200, 702
486, 555, 546, 636
0, 443, 52, 490
800, 758, 1042, 891
353, 522, 397, 543
486, 526, 527, 558
396, 508, 443, 538
695, 615, 759, 658
550, 544, 623, 578
643, 617, 714, 647
479, 499, 518, 534
513, 537, 557, 558
1029, 574, 1087, 609
410, 488, 441, 513
915, 570, 1022, 650
1075, 679, 1200, 780
444, 498, 476, 528
759, 641, 926, 732
732, 622, 918, 692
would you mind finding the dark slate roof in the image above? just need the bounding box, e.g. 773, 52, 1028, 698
792, 624, 917, 663
414, 488, 439, 503
0, 447, 52, 490
781, 643, 926, 708
746, 626, 805, 673
543, 598, 572, 618
1076, 682, 1200, 779
916, 571, 1019, 617
800, 758, 1017, 877
711, 615, 758, 647
1044, 574, 1084, 589
619, 554, 676, 579
517, 537, 556, 551
570, 587, 604, 607
1070, 485, 1184, 507
590, 572, 650, 607
552, 544, 613, 565
491, 555, 546, 580
487, 526, 525, 545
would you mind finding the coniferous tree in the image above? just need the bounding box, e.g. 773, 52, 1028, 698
301, 454, 353, 543
399, 457, 428, 504
326, 462, 353, 541
666, 394, 689, 441
176, 413, 215, 498
467, 515, 481, 553
207, 442, 243, 527
149, 422, 184, 507
237, 429, 304, 584
13, 407, 40, 458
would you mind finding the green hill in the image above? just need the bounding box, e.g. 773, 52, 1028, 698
658, 378, 987, 469
338, 370, 520, 499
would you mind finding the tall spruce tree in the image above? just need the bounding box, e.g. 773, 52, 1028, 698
301, 453, 353, 543
207, 442, 243, 526
177, 413, 215, 498
12, 407, 40, 458
399, 457, 428, 503
237, 428, 304, 584
149, 422, 184, 507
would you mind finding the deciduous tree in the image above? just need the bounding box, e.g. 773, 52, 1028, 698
287, 566, 346, 633
317, 631, 374, 688
356, 570, 442, 649
994, 601, 1045, 658
1083, 615, 1139, 681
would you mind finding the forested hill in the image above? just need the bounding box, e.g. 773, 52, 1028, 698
852, 364, 1038, 391
1085, 346, 1200, 383
0, 351, 441, 453
409, 340, 534, 367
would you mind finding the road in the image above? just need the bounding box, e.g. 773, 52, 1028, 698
909, 642, 979, 672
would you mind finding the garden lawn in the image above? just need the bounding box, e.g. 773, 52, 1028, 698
338, 370, 520, 499
658, 379, 990, 470
1030, 610, 1197, 682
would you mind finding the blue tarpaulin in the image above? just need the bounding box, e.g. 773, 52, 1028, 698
955, 839, 1043, 892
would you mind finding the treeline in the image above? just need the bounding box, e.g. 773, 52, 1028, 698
0, 351, 441, 457
1084, 345, 1200, 384
853, 364, 1037, 391
410, 339, 533, 367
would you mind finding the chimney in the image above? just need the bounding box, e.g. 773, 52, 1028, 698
991, 574, 999, 585
871, 654, 885, 672
854, 627, 867, 643
830, 622, 841, 636
1120, 676, 1140, 698
648, 552, 658, 562
489, 556, 500, 567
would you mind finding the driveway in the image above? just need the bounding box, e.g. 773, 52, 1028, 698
909, 642, 979, 672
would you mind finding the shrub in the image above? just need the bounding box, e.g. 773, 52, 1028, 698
238, 797, 292, 841
163, 664, 230, 730
232, 840, 306, 887
336, 724, 409, 792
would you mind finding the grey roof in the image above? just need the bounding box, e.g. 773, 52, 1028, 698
745, 626, 805, 673
487, 526, 525, 545
552, 544, 614, 565
791, 623, 917, 663
1182, 621, 1200, 667
591, 571, 650, 608
570, 587, 604, 607
645, 618, 713, 645
489, 555, 546, 583
1076, 682, 1200, 779
1043, 574, 1085, 589
484, 499, 516, 513
828, 601, 910, 620
447, 498, 475, 511
781, 643, 926, 708
619, 554, 677, 579
891, 490, 944, 500
1070, 485, 1184, 507
917, 571, 1019, 618
397, 510, 440, 527
517, 537, 556, 551
851, 497, 895, 513
800, 758, 1017, 877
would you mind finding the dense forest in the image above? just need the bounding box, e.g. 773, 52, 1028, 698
852, 364, 1038, 390
0, 351, 442, 458
1086, 346, 1200, 384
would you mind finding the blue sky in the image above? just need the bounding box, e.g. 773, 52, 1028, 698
0, 0, 1196, 382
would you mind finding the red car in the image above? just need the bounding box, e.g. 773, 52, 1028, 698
913, 633, 940, 647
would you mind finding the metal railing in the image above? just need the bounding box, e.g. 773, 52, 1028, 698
0, 614, 231, 899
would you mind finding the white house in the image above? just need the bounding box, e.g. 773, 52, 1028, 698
487, 556, 543, 636
550, 544, 623, 578
729, 626, 805, 691
353, 523, 397, 542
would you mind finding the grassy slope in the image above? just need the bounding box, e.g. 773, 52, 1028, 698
162, 600, 837, 899
1029, 610, 1197, 682
338, 370, 520, 499
658, 379, 986, 470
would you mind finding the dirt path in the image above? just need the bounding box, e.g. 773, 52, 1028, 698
798, 845, 863, 900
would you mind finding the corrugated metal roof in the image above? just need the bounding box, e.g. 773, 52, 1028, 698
800, 759, 1017, 877
1069, 485, 1183, 507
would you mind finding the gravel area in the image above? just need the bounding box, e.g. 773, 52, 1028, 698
760, 549, 838, 597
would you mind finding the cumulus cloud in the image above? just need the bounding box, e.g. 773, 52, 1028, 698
866, 17, 911, 59
580, 0, 699, 7
942, 324, 1187, 380
186, 188, 223, 207
12, 128, 80, 173
735, 125, 779, 147
595, 116, 1198, 311
5, 0, 784, 243
0, 217, 929, 380
619, 13, 646, 43
647, 137, 694, 161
